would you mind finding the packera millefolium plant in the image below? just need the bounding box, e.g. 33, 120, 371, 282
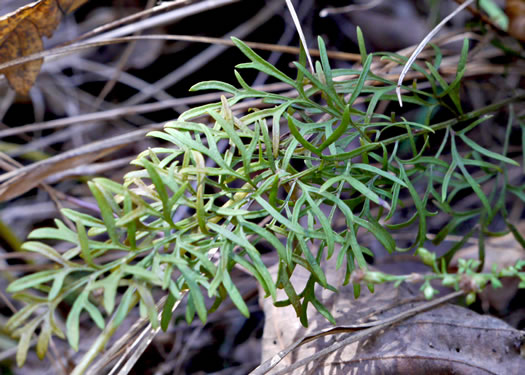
6, 34, 525, 367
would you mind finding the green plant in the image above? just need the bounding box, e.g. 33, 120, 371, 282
5, 35, 525, 369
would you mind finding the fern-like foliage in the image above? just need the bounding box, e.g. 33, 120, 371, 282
6, 36, 525, 367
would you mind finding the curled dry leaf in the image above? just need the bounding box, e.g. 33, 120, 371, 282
507, 0, 525, 41
259, 260, 525, 374
0, 0, 87, 95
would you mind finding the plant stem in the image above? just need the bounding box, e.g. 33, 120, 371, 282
71, 294, 140, 375
382, 93, 525, 148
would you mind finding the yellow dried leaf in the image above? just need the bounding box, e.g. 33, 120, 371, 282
507, 0, 525, 41
0, 0, 88, 95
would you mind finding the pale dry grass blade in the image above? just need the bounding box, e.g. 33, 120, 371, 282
284, 0, 313, 71
396, 0, 475, 107
320, 0, 384, 18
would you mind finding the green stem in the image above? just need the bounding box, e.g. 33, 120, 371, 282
382, 93, 525, 148
71, 293, 140, 375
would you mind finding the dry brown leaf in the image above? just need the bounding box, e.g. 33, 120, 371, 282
259, 260, 525, 374
0, 126, 162, 202
0, 0, 87, 94
507, 0, 525, 41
